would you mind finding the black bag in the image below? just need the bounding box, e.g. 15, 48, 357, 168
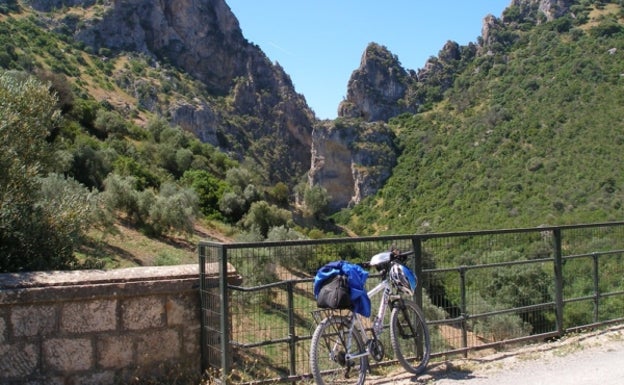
316, 274, 352, 309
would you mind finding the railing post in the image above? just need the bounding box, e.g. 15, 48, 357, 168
199, 244, 207, 373
411, 237, 423, 309
219, 245, 230, 384
552, 228, 564, 335
287, 281, 297, 376
459, 266, 468, 357
592, 253, 600, 323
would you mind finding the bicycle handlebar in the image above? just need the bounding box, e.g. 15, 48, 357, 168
396, 250, 415, 258
356, 249, 415, 270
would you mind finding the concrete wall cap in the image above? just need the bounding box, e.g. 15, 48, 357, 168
0, 263, 237, 290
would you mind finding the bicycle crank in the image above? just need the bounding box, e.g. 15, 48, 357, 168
367, 339, 385, 361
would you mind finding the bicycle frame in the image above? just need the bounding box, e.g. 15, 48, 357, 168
343, 277, 393, 361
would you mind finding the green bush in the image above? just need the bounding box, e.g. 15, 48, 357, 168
144, 183, 199, 236
242, 201, 292, 238
93, 109, 129, 138
102, 173, 141, 220
181, 169, 228, 218
219, 191, 247, 222
304, 185, 330, 219
71, 143, 114, 189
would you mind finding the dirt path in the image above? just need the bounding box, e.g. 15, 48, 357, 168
368, 325, 624, 385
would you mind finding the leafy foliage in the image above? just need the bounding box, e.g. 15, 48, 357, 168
0, 72, 100, 271
339, 2, 624, 235
2, 0, 624, 282
0, 5, 311, 270
242, 201, 292, 238
303, 185, 330, 219
181, 169, 228, 219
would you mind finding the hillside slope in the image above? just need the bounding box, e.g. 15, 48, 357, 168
338, 1, 624, 235
3, 0, 624, 270
2, 0, 315, 185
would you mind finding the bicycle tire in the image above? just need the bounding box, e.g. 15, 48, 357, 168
389, 299, 431, 374
310, 315, 368, 385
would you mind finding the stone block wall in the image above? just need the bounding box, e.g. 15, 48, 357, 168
0, 264, 231, 384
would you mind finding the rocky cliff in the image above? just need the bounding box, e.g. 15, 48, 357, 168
54, 0, 400, 209
319, 0, 577, 211
29, 0, 315, 185
308, 119, 399, 212
338, 0, 575, 126
338, 43, 418, 122
482, 0, 573, 47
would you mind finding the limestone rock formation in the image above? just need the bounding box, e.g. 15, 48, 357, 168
510, 0, 573, 22
308, 119, 399, 212
482, 0, 574, 48
338, 43, 417, 122
39, 0, 315, 184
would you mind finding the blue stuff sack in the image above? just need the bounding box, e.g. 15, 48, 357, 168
314, 260, 371, 316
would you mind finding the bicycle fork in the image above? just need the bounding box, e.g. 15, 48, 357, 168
391, 297, 418, 339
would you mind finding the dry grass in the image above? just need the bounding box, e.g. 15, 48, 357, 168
581, 3, 622, 30
77, 219, 234, 269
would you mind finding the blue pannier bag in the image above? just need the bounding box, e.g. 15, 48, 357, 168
313, 261, 371, 317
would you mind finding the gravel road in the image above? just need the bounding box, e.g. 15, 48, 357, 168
367, 325, 624, 385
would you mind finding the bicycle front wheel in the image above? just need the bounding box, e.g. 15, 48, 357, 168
390, 299, 430, 374
310, 315, 368, 385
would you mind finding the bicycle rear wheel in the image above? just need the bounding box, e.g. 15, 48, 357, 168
310, 315, 368, 385
390, 299, 430, 374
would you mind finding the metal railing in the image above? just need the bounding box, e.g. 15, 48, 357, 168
199, 222, 624, 384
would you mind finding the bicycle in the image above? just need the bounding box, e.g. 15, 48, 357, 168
309, 249, 431, 385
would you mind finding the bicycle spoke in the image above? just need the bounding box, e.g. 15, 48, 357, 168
310, 315, 368, 385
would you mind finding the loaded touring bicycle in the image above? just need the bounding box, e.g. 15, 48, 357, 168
310, 248, 430, 385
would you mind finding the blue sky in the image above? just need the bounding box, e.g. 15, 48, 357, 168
226, 1, 511, 120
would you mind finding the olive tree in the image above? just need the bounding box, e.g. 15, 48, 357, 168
242, 200, 291, 238
0, 71, 100, 272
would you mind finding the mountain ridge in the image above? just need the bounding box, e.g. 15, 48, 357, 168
2, 0, 623, 245
339, 0, 624, 234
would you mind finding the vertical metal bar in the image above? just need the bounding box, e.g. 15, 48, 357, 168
198, 244, 207, 373
219, 245, 230, 384
459, 266, 468, 357
411, 237, 426, 359
411, 237, 423, 309
592, 252, 600, 323
287, 281, 296, 376
552, 228, 564, 335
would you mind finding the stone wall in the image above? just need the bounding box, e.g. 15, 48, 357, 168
0, 264, 235, 385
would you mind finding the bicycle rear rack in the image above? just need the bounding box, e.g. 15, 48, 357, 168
311, 308, 353, 326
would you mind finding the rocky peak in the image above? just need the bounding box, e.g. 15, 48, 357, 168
415, 40, 468, 93
40, 0, 315, 184
482, 0, 573, 47
73, 0, 246, 96
481, 14, 503, 48
338, 43, 417, 122
509, 0, 572, 22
